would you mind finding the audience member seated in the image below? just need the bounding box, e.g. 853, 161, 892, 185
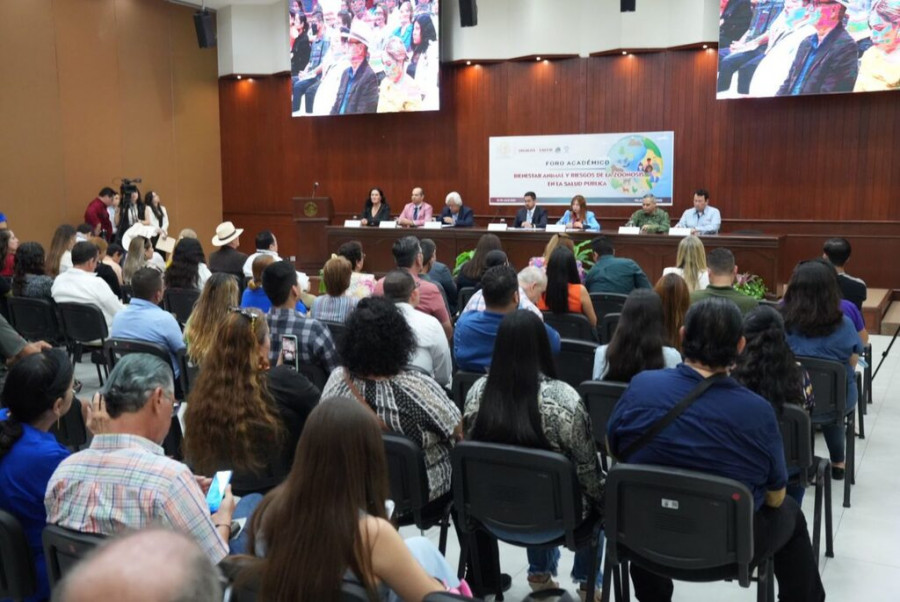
461, 265, 546, 319
185, 308, 319, 495
537, 247, 597, 327
46, 224, 76, 278
383, 269, 452, 387
320, 297, 461, 501
311, 255, 358, 323
464, 310, 604, 600
121, 224, 164, 270
0, 351, 105, 602
455, 233, 503, 291
608, 298, 825, 601
45, 354, 234, 565
0, 315, 50, 387
111, 268, 186, 378
662, 235, 709, 292
689, 247, 758, 314
374, 236, 452, 339
208, 221, 248, 281
593, 289, 681, 381
336, 240, 377, 299
360, 187, 391, 226
241, 398, 460, 600
53, 528, 223, 602
90, 237, 123, 299
583, 236, 651, 294
782, 260, 862, 480
823, 237, 866, 311
263, 260, 339, 372
242, 255, 308, 315
104, 242, 125, 285
814, 258, 869, 345
420, 238, 457, 315
75, 223, 93, 242
455, 265, 561, 373
557, 194, 600, 231
185, 273, 240, 365
0, 229, 19, 277
166, 237, 210, 291
654, 273, 690, 353
122, 236, 153, 285
51, 241, 124, 330
12, 241, 53, 299
528, 233, 586, 282
439, 191, 474, 227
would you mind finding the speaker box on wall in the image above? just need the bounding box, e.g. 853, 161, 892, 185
459, 0, 477, 27
193, 11, 216, 48
621, 0, 636, 11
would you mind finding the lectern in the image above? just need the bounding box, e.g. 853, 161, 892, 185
292, 196, 333, 272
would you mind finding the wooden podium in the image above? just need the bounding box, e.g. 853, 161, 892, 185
292, 196, 333, 271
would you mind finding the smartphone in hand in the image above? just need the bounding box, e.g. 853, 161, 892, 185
206, 470, 233, 513
281, 334, 299, 371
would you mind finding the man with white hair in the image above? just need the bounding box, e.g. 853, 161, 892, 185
438, 191, 474, 227
460, 266, 546, 318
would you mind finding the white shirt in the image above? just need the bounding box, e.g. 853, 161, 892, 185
59, 250, 73, 275
242, 250, 310, 292
593, 345, 682, 380
51, 268, 124, 330
662, 266, 709, 292
145, 205, 169, 234
198, 263, 211, 289
397, 302, 452, 387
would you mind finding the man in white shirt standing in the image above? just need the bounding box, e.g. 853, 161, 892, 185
675, 188, 722, 235
51, 241, 124, 330
382, 269, 452, 387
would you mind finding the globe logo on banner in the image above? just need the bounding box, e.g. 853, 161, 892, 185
608, 135, 664, 196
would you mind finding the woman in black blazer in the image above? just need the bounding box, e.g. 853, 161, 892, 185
360, 187, 391, 226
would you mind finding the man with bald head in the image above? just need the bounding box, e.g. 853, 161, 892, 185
53, 528, 222, 602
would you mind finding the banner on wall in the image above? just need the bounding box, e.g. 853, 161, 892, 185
489, 132, 674, 206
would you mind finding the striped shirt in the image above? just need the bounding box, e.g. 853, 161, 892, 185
310, 294, 358, 324
45, 434, 228, 563
267, 307, 339, 372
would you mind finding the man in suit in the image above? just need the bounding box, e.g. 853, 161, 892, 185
330, 20, 379, 115
720, 0, 754, 47
208, 221, 247, 281
513, 191, 548, 229
438, 191, 474, 227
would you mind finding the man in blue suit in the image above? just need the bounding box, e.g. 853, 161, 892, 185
513, 191, 548, 229
439, 191, 474, 227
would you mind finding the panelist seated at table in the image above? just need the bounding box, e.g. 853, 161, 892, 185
514, 191, 548, 229
674, 188, 721, 235
397, 186, 434, 227
360, 187, 391, 226
557, 194, 600, 231
438, 191, 474, 227
627, 193, 670, 234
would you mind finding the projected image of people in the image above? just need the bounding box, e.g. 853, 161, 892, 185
289, 0, 441, 116
717, 0, 899, 98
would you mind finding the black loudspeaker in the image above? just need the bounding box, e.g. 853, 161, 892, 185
459, 0, 477, 27
621, 0, 636, 11
193, 10, 216, 48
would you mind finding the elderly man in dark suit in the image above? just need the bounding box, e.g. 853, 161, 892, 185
439, 192, 474, 227
330, 20, 379, 115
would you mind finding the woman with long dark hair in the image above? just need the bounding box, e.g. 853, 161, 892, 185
593, 289, 681, 381
456, 233, 502, 290
0, 229, 19, 277
465, 310, 604, 598
407, 13, 437, 79
242, 397, 461, 601
654, 273, 690, 352
360, 187, 390, 227
528, 233, 586, 282
782, 260, 862, 479
537, 247, 597, 326
12, 242, 53, 299
46, 224, 76, 278
165, 237, 209, 290
143, 191, 169, 236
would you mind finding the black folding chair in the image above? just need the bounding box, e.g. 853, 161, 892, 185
598, 313, 621, 345
543, 312, 598, 343
589, 293, 627, 322
298, 363, 328, 389
49, 397, 89, 452
42, 525, 105, 589
322, 320, 347, 349
456, 287, 477, 316
56, 303, 109, 386
863, 343, 872, 406
604, 464, 774, 602
163, 287, 200, 327
383, 433, 452, 554
451, 371, 483, 412
452, 441, 603, 602
578, 380, 628, 471
7, 296, 64, 344
0, 509, 37, 601
855, 372, 865, 439
798, 356, 855, 508
554, 339, 599, 389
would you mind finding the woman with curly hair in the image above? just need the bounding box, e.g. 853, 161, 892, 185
654, 273, 690, 352
319, 296, 460, 502
184, 308, 319, 494
46, 224, 76, 278
184, 273, 239, 365
663, 235, 709, 292
165, 237, 210, 291
12, 242, 53, 299
456, 233, 502, 290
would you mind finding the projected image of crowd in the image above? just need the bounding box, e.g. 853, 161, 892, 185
289, 0, 440, 115
717, 0, 900, 98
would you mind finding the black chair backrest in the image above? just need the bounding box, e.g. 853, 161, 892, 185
578, 380, 628, 448
598, 312, 621, 345
322, 321, 347, 348
457, 287, 477, 313
778, 403, 813, 475
180, 352, 197, 396
383, 433, 430, 525
163, 288, 201, 325
554, 339, 599, 389
340, 581, 372, 601
57, 302, 108, 343
451, 441, 583, 551
7, 296, 62, 343
542, 312, 597, 342
589, 292, 627, 321
797, 356, 848, 419
42, 525, 105, 589
50, 396, 89, 452
104, 338, 172, 371
0, 509, 37, 600
298, 363, 328, 389
451, 371, 483, 412
605, 464, 755, 586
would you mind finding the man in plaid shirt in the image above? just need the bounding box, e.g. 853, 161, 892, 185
262, 260, 340, 371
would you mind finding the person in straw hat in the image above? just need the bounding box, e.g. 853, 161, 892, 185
208, 221, 247, 281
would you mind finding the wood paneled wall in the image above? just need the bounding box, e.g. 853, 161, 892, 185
220, 49, 900, 287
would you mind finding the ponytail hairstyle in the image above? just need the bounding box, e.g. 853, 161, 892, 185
0, 349, 73, 461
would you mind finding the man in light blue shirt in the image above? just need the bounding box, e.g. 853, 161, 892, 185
675, 188, 721, 235
110, 267, 186, 378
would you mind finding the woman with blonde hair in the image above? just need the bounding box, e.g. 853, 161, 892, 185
122, 236, 154, 285
528, 233, 586, 282
184, 272, 239, 365
311, 255, 358, 323
663, 235, 709, 292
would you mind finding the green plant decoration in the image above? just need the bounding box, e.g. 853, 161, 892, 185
453, 249, 475, 276
573, 239, 595, 269
734, 273, 767, 300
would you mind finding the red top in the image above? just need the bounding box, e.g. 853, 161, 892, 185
0, 253, 13, 277
84, 198, 113, 241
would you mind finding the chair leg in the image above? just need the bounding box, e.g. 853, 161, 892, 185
601, 546, 614, 602
766, 558, 775, 602
621, 560, 630, 602
584, 537, 599, 602
849, 414, 856, 486
857, 375, 866, 437
95, 362, 104, 387
437, 506, 450, 556
456, 532, 469, 580
812, 466, 823, 564
843, 415, 854, 508
824, 463, 835, 558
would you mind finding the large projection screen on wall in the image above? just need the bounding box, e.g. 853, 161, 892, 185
289, 1, 440, 116
716, 0, 899, 99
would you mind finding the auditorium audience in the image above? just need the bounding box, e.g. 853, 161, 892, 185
654, 273, 690, 352
456, 233, 503, 290
813, 258, 869, 345
420, 238, 457, 314
242, 230, 281, 279
330, 20, 379, 115
243, 255, 308, 316
782, 260, 862, 480
456, 265, 561, 373
461, 265, 545, 318
90, 237, 123, 299
311, 255, 358, 323
855, 0, 900, 91
336, 240, 377, 298
689, 247, 758, 314
360, 187, 391, 226
593, 289, 681, 381
529, 233, 586, 282
75, 223, 93, 242
0, 229, 18, 277
663, 235, 709, 292
241, 397, 459, 601
537, 247, 597, 327
407, 14, 439, 108
185, 272, 240, 365
557, 194, 600, 231
823, 237, 867, 310
378, 35, 424, 112
46, 224, 76, 278
439, 191, 474, 227
608, 298, 825, 601
584, 236, 651, 294
209, 221, 248, 281
12, 242, 53, 300
51, 241, 124, 330
165, 237, 210, 291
